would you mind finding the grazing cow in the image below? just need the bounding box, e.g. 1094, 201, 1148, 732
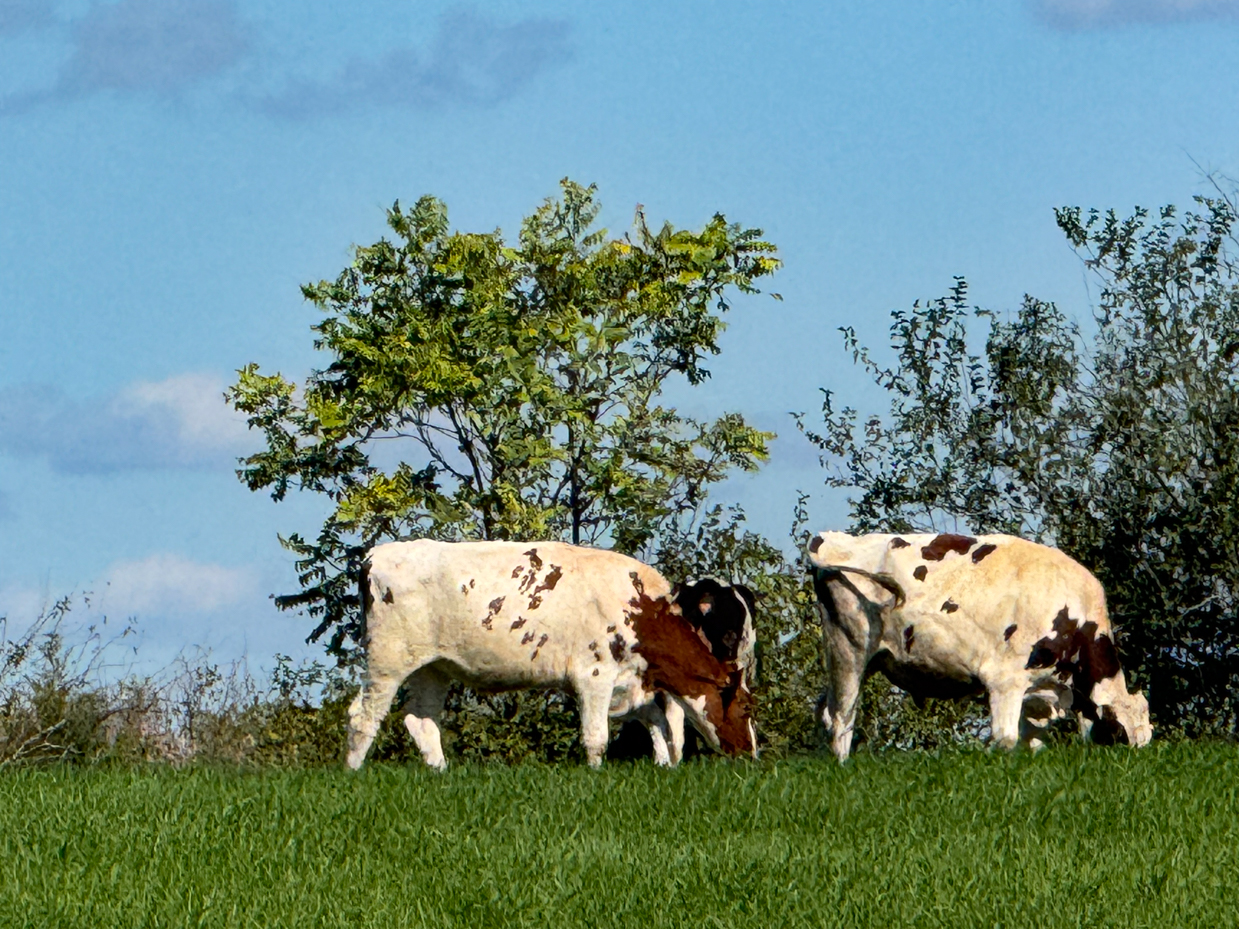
806, 531, 1152, 760
346, 540, 757, 770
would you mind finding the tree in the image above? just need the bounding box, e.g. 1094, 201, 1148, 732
229, 180, 779, 656
800, 191, 1239, 737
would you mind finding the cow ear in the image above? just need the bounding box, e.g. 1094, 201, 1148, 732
734, 584, 760, 610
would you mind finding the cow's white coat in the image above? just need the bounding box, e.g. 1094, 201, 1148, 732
346, 539, 744, 769
807, 531, 1153, 759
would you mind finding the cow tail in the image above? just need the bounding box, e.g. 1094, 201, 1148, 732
358, 557, 374, 639
814, 565, 906, 608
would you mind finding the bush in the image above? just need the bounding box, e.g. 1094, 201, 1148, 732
0, 598, 162, 766
800, 191, 1239, 739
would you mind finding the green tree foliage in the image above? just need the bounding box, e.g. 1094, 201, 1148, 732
800, 193, 1239, 738
228, 180, 779, 656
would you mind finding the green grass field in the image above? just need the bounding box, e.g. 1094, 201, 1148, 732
2, 744, 1237, 928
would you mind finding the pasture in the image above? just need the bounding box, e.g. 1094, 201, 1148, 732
2, 744, 1236, 928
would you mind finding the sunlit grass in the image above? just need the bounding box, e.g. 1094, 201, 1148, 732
1, 744, 1236, 927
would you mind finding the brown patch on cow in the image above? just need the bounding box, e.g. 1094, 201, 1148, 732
525, 548, 543, 571
626, 590, 754, 757
913, 565, 928, 581
1091, 705, 1130, 746
382, 588, 394, 604
460, 583, 468, 594
521, 632, 536, 645
1026, 608, 1078, 675
525, 564, 564, 611
470, 578, 476, 588
481, 596, 505, 631
808, 535, 824, 554
971, 543, 997, 563
530, 633, 549, 661
904, 625, 915, 652
1026, 606, 1125, 728
511, 565, 523, 578
610, 633, 627, 662
509, 616, 527, 631
537, 565, 563, 592
1090, 633, 1121, 682
606, 625, 617, 633
941, 599, 959, 614
1004, 624, 1018, 641
629, 571, 645, 594
592, 668, 599, 677
921, 533, 977, 561
890, 537, 910, 549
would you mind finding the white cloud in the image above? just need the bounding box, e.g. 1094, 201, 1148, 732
1032, 0, 1239, 28
257, 9, 572, 118
0, 556, 287, 678
0, 555, 258, 621
0, 372, 253, 474
0, 582, 49, 623
1, 4, 570, 118
117, 372, 251, 458
61, 0, 247, 94
1, 0, 248, 112
101, 553, 257, 615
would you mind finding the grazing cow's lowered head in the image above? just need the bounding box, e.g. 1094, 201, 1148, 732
1023, 606, 1153, 747
627, 574, 757, 758
673, 579, 758, 669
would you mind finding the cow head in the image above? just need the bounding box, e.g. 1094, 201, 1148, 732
626, 586, 757, 758
1025, 609, 1153, 747
1088, 679, 1153, 747
673, 578, 757, 669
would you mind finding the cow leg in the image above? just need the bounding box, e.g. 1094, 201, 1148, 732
987, 686, 1025, 751
662, 695, 686, 766
825, 675, 862, 761
820, 655, 864, 761
576, 679, 614, 769
400, 665, 451, 771
346, 669, 406, 770
639, 696, 686, 767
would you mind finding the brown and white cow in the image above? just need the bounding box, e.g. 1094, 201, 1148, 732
806, 531, 1152, 760
345, 540, 756, 770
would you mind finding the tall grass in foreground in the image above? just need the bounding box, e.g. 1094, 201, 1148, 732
2, 744, 1236, 928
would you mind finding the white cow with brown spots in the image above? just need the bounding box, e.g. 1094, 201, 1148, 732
806, 531, 1152, 760
346, 539, 756, 770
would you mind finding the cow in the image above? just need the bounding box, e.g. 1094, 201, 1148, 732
806, 531, 1152, 760
345, 540, 757, 770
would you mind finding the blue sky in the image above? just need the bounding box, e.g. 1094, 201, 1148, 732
3, 0, 1239, 667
